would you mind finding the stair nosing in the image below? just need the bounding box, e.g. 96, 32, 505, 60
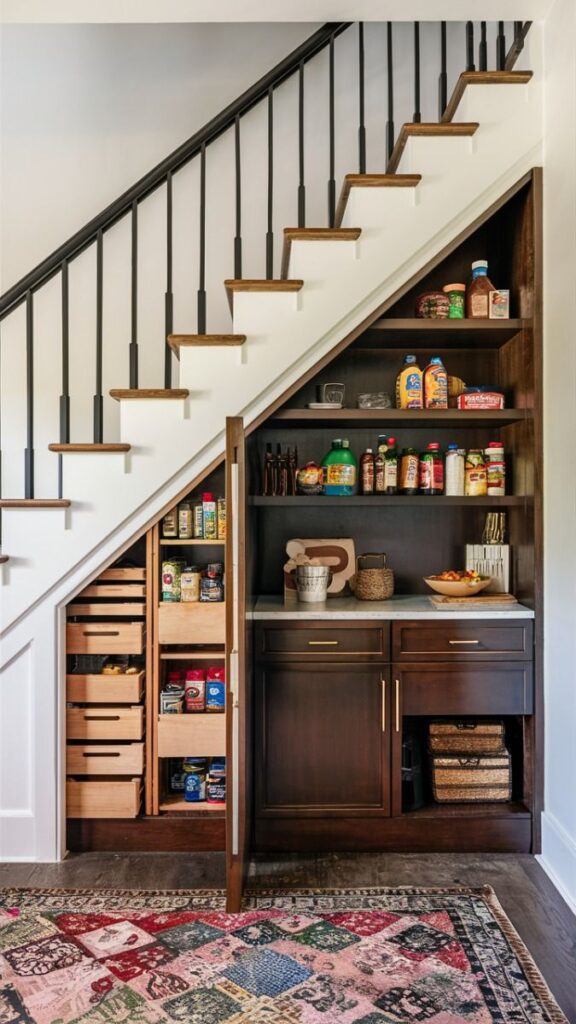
48, 443, 132, 453
0, 499, 71, 509
167, 334, 247, 358
109, 389, 189, 401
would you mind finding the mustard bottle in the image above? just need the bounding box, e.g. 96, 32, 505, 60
396, 355, 423, 409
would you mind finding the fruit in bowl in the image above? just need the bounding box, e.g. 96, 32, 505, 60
423, 569, 492, 597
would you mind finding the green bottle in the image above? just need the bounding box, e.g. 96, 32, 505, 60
322, 438, 357, 496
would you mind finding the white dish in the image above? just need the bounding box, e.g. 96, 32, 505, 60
307, 402, 343, 410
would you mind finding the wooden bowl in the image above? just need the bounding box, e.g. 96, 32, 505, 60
423, 575, 492, 597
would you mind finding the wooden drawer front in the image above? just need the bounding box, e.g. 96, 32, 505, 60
258, 624, 388, 660
393, 620, 533, 661
77, 582, 146, 599
157, 714, 226, 758
67, 743, 144, 776
66, 672, 144, 704
98, 567, 146, 581
158, 603, 225, 645
399, 662, 533, 716
67, 778, 142, 818
67, 706, 144, 741
67, 621, 145, 655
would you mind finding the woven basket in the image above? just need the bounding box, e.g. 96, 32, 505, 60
350, 553, 394, 601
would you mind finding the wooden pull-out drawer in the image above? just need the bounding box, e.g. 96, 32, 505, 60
393, 620, 533, 661
258, 624, 388, 660
67, 705, 144, 741
98, 567, 146, 581
77, 582, 146, 599
157, 714, 226, 758
66, 621, 145, 655
158, 603, 225, 645
67, 778, 142, 818
398, 662, 533, 716
66, 672, 144, 704
66, 743, 144, 776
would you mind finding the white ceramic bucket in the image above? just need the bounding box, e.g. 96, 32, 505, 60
295, 565, 332, 603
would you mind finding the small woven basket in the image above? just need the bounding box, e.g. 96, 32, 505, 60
350, 553, 394, 601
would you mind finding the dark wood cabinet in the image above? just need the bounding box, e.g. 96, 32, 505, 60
392, 621, 533, 661
397, 661, 533, 716
258, 623, 388, 660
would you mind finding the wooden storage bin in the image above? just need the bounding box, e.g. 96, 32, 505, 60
66, 672, 144, 704
66, 743, 144, 776
67, 777, 142, 818
67, 621, 145, 655
66, 705, 144, 741
157, 713, 226, 758
158, 603, 225, 645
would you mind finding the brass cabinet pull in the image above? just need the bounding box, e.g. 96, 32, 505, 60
83, 714, 121, 721
308, 640, 339, 646
381, 678, 386, 732
395, 679, 400, 732
82, 630, 120, 637
448, 639, 479, 645
82, 751, 119, 758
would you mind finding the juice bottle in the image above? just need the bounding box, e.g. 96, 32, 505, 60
396, 355, 423, 409
423, 356, 448, 409
384, 437, 398, 494
466, 260, 495, 319
322, 439, 357, 496
419, 442, 444, 495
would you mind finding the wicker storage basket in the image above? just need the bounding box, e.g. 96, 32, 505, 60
431, 752, 512, 802
350, 553, 394, 601
429, 720, 505, 754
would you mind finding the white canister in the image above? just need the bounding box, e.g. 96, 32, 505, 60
485, 442, 506, 496
295, 564, 332, 603
445, 444, 465, 496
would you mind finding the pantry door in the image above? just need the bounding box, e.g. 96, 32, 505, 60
225, 417, 253, 911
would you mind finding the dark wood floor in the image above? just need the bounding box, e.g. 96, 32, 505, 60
1, 853, 574, 1022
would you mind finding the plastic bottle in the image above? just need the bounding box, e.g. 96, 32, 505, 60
466, 260, 496, 319
419, 442, 444, 495
360, 449, 375, 495
384, 437, 398, 495
423, 356, 448, 409
322, 438, 357, 496
399, 448, 419, 495
445, 444, 465, 496
485, 441, 506, 496
396, 355, 423, 409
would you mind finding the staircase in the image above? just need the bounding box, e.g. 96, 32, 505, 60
0, 20, 542, 860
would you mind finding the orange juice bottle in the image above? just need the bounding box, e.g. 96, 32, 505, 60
396, 355, 423, 409
423, 356, 448, 409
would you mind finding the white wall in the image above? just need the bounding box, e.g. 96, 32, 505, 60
540, 0, 576, 912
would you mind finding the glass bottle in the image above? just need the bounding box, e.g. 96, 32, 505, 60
466, 260, 495, 319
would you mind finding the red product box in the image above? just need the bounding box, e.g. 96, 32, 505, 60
457, 392, 504, 410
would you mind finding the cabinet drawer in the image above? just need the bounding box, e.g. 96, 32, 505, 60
66, 672, 144, 704
393, 620, 532, 661
398, 662, 533, 716
258, 624, 388, 660
67, 705, 144, 741
67, 778, 142, 818
157, 714, 226, 758
66, 621, 145, 655
158, 603, 225, 645
66, 743, 144, 776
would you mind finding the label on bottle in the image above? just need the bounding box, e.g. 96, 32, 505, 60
361, 461, 374, 494
400, 454, 419, 491
384, 460, 397, 491
375, 457, 385, 493
325, 464, 356, 486
465, 454, 487, 496
419, 457, 432, 491
487, 460, 505, 496
470, 293, 489, 318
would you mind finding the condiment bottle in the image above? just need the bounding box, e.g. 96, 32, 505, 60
399, 448, 419, 495
465, 449, 487, 496
360, 448, 375, 495
445, 444, 465, 496
396, 355, 423, 409
419, 442, 444, 495
374, 450, 385, 493
466, 260, 495, 319
443, 283, 466, 319
322, 438, 357, 496
384, 437, 398, 494
485, 441, 506, 496
423, 355, 448, 409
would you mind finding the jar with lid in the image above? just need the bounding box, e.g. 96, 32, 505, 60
445, 444, 465, 496
466, 260, 495, 319
465, 449, 487, 496
419, 442, 444, 495
485, 441, 506, 496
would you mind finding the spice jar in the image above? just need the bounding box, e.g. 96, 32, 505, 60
485, 441, 506, 496
443, 283, 466, 319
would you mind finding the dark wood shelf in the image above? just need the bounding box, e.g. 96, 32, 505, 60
403, 801, 531, 819
270, 408, 528, 428
251, 495, 529, 507
358, 318, 527, 349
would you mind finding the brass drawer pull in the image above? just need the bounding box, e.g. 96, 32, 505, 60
395, 679, 400, 732
83, 714, 121, 721
82, 751, 119, 757
448, 639, 480, 645
308, 640, 339, 646
82, 630, 120, 637
381, 678, 386, 732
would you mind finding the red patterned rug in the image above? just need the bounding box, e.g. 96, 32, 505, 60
0, 886, 567, 1023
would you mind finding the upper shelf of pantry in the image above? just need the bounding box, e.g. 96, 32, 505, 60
355, 319, 528, 350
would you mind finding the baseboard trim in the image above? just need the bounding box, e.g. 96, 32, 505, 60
537, 811, 576, 916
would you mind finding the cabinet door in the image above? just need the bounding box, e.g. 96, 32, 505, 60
255, 662, 390, 817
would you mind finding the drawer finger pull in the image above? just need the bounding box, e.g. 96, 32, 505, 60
83, 714, 121, 721
82, 630, 121, 637
82, 751, 120, 758
308, 640, 339, 646
448, 639, 480, 645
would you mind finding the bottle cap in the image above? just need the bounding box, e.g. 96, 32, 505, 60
471, 260, 488, 271
404, 355, 417, 364
487, 441, 503, 448
430, 355, 443, 364
443, 283, 466, 292
342, 438, 350, 448
427, 442, 440, 450
202, 492, 214, 501
332, 439, 343, 448
387, 437, 396, 446
447, 443, 459, 450
364, 448, 374, 454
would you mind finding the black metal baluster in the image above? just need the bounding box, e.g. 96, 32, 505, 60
479, 22, 487, 72
358, 22, 366, 173
266, 87, 274, 279
328, 33, 336, 226
438, 21, 447, 121
497, 22, 506, 70
130, 201, 138, 388
413, 22, 421, 123
234, 116, 242, 278
198, 144, 207, 332
165, 172, 173, 387
386, 23, 395, 162
298, 62, 306, 227
466, 22, 475, 72
25, 290, 34, 499
94, 231, 104, 442
59, 260, 70, 498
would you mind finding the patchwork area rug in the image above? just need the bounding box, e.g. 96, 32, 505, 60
0, 886, 567, 1023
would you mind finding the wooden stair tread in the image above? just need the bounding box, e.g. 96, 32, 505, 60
442, 70, 533, 124
0, 499, 71, 508
281, 227, 361, 278
387, 122, 479, 175
0, 555, 9, 564
109, 389, 189, 401
48, 443, 131, 453
168, 334, 246, 357
335, 174, 422, 227
224, 278, 304, 312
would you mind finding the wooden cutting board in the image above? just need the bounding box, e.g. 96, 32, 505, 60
431, 593, 518, 606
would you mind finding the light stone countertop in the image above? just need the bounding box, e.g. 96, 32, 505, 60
250, 594, 535, 620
